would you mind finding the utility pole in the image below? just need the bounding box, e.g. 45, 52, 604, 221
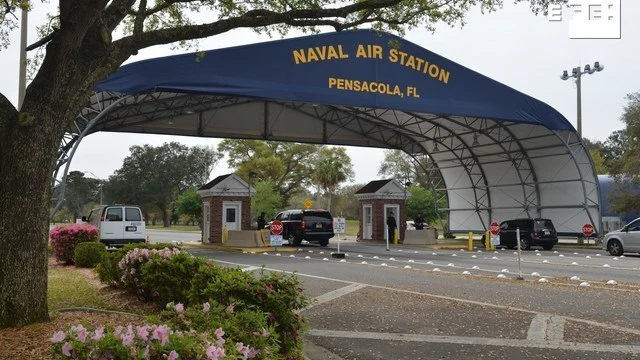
560, 62, 605, 138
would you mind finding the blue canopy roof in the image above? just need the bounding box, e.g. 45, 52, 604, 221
96, 29, 573, 131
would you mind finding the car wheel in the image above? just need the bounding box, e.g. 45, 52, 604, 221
292, 235, 303, 246
542, 244, 554, 250
319, 238, 329, 247
607, 239, 623, 256
519, 237, 531, 250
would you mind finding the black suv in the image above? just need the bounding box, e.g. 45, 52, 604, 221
272, 209, 334, 246
498, 218, 558, 250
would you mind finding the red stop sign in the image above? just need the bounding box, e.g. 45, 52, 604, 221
582, 223, 594, 237
270, 220, 283, 235
490, 221, 500, 236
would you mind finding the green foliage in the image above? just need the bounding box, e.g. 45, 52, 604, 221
377, 150, 432, 188
312, 146, 354, 211
187, 266, 311, 357
588, 148, 607, 174
104, 143, 221, 226
406, 185, 446, 223
174, 188, 202, 225
218, 139, 319, 205
138, 252, 202, 305
64, 171, 102, 219
95, 251, 123, 286
95, 243, 182, 286
251, 180, 284, 220
96, 246, 311, 358
332, 183, 366, 219
160, 302, 280, 358
74, 242, 107, 268
608, 91, 640, 214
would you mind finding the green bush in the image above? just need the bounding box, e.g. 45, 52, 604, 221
96, 246, 311, 358
95, 243, 181, 287
74, 242, 107, 268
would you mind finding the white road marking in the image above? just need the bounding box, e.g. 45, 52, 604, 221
305, 283, 367, 310
527, 315, 564, 342
308, 329, 640, 354
241, 266, 260, 272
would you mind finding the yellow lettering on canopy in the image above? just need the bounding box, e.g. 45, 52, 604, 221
428, 64, 440, 78
293, 49, 306, 64
327, 46, 339, 60
307, 48, 319, 62
338, 45, 349, 59
388, 48, 398, 63
439, 69, 450, 84
314, 46, 327, 60
398, 51, 408, 65
414, 57, 425, 72
405, 55, 416, 70
328, 77, 337, 88
356, 44, 367, 58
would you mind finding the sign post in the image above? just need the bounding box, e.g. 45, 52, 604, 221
332, 216, 346, 258
269, 220, 283, 251
515, 226, 524, 280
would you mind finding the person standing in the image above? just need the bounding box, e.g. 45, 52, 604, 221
414, 213, 426, 230
386, 211, 397, 242
257, 212, 266, 230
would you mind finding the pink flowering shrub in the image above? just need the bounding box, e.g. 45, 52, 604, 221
49, 224, 99, 264
51, 305, 266, 359
160, 301, 279, 358
118, 247, 183, 293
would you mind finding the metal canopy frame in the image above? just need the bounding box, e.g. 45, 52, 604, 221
52, 90, 601, 236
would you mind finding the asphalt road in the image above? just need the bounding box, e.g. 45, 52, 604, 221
176, 239, 640, 360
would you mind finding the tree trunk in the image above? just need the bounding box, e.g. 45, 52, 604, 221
0, 97, 58, 328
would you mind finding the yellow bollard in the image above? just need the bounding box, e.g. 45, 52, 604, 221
468, 232, 473, 251
485, 231, 492, 251
394, 229, 398, 245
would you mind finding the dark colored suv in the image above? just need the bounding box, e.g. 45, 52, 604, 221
498, 218, 558, 250
272, 209, 335, 246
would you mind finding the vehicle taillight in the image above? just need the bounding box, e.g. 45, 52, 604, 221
301, 221, 305, 229
101, 211, 105, 222
533, 230, 538, 237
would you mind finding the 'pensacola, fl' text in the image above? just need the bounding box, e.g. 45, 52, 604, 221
292, 44, 451, 98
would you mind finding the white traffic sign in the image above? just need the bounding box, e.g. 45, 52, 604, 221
491, 235, 500, 246
269, 234, 283, 247
333, 216, 345, 234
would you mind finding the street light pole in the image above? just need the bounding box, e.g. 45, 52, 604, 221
560, 62, 604, 138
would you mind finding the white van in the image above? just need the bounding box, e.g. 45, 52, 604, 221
83, 205, 146, 247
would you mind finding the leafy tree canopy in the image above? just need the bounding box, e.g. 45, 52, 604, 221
105, 142, 220, 226
377, 149, 432, 187
608, 91, 640, 214
313, 146, 354, 211
174, 187, 204, 225
218, 139, 319, 205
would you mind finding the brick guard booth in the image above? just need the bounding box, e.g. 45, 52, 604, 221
198, 173, 259, 246
354, 179, 409, 243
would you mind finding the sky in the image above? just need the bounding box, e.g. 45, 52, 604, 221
1, 1, 638, 184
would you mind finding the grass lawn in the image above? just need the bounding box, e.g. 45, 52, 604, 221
147, 224, 201, 232
344, 219, 359, 237
48, 267, 117, 311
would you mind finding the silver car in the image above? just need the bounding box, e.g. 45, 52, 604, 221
602, 217, 640, 256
